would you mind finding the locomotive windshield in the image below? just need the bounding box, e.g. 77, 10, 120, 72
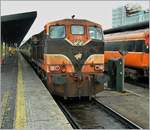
71, 25, 84, 35
88, 26, 103, 40
49, 25, 65, 38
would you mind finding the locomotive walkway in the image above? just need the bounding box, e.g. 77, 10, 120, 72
1, 52, 72, 129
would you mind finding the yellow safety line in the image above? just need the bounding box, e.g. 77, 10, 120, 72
14, 60, 26, 128
0, 91, 9, 128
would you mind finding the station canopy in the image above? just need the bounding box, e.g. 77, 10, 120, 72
1, 11, 37, 47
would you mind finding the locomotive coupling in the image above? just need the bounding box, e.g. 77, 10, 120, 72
72, 72, 83, 81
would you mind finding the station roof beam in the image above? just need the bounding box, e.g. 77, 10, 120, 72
1, 11, 37, 47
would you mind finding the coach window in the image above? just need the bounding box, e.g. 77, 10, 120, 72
88, 26, 103, 40
135, 41, 143, 52
49, 26, 65, 38
71, 25, 84, 35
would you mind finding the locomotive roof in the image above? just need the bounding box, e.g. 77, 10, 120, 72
45, 19, 102, 27
104, 20, 149, 34
104, 28, 149, 42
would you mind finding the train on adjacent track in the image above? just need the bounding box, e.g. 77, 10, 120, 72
20, 18, 107, 99
104, 21, 149, 80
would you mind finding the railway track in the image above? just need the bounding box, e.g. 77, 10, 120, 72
125, 78, 149, 88
55, 99, 81, 129
55, 98, 142, 129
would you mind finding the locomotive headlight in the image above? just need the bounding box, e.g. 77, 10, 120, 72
49, 65, 66, 72
94, 64, 104, 71
54, 65, 61, 71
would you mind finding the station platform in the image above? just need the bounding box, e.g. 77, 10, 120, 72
1, 52, 72, 129
96, 84, 149, 129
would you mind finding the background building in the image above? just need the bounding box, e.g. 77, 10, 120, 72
112, 3, 149, 27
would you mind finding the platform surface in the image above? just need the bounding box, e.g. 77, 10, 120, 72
96, 84, 149, 129
1, 53, 18, 128
1, 52, 72, 129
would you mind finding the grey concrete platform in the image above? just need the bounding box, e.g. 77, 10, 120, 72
1, 53, 18, 128
96, 84, 149, 129
1, 52, 72, 129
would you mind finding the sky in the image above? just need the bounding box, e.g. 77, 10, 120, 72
1, 0, 149, 43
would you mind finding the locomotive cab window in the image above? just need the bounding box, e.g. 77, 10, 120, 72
49, 25, 65, 38
71, 25, 84, 35
88, 26, 103, 40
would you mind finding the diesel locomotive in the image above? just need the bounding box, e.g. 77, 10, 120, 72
104, 23, 149, 80
20, 18, 106, 99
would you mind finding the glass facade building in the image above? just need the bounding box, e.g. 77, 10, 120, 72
112, 4, 149, 27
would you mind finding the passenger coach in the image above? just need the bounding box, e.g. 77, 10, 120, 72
104, 27, 149, 80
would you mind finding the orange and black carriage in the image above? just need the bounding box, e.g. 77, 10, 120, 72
21, 18, 107, 99
104, 22, 149, 80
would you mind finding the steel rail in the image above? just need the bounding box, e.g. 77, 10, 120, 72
55, 99, 81, 129
92, 98, 142, 129
125, 79, 149, 88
